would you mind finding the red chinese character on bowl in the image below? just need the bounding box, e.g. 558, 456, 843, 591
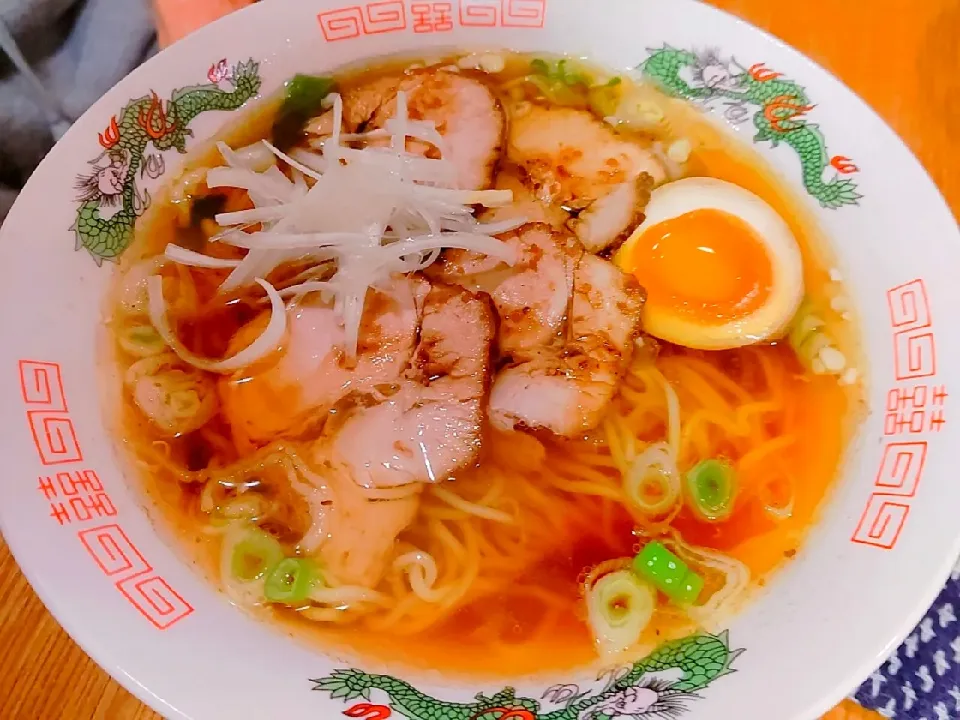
411, 2, 453, 32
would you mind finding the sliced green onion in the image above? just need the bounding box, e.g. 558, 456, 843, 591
633, 541, 703, 605
524, 75, 582, 106
588, 77, 624, 118
283, 74, 337, 116
788, 304, 826, 350
684, 459, 737, 522
124, 353, 219, 436
230, 527, 284, 583
264, 557, 320, 605
530, 58, 550, 75
554, 58, 587, 86
118, 323, 166, 358
624, 442, 680, 516
588, 83, 621, 117
527, 57, 593, 104
787, 300, 848, 377
586, 569, 656, 656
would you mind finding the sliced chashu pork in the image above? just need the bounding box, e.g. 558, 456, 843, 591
328, 284, 496, 488
315, 465, 421, 586
489, 253, 646, 436
479, 166, 570, 231
567, 172, 654, 253
308, 284, 495, 586
430, 223, 581, 356
219, 275, 429, 444
342, 69, 504, 190
507, 104, 663, 252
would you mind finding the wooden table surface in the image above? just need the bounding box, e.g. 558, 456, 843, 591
1, 1, 958, 718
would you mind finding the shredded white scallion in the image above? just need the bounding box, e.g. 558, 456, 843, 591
260, 140, 324, 180
220, 231, 373, 251
279, 280, 338, 301
213, 205, 289, 227
163, 244, 241, 269
205, 166, 295, 204
147, 276, 287, 373
162, 91, 521, 362
216, 140, 276, 172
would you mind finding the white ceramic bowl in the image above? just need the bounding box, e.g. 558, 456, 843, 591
2, 1, 959, 718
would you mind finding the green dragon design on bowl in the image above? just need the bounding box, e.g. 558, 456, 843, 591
312, 630, 743, 720
640, 45, 862, 209
71, 58, 262, 265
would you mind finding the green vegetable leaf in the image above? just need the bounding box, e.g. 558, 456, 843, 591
530, 58, 550, 75
273, 74, 337, 150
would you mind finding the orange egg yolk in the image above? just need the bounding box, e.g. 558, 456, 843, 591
624, 208, 774, 325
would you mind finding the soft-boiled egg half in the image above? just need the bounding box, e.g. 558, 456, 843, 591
615, 177, 804, 350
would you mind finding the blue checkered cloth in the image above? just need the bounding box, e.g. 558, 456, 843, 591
855, 560, 960, 718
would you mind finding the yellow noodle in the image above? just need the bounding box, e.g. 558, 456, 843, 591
604, 416, 627, 472
665, 362, 735, 415
117, 298, 812, 647
674, 356, 754, 405
548, 478, 625, 502
738, 434, 797, 476
428, 485, 515, 524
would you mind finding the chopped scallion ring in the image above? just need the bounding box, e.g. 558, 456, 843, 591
230, 527, 284, 583
586, 569, 656, 656
633, 541, 704, 606
684, 458, 737, 522
625, 455, 679, 515
264, 557, 320, 605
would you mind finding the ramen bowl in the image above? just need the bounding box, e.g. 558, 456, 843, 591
1, 1, 958, 719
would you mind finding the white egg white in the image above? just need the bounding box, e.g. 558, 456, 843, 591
617, 177, 804, 350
